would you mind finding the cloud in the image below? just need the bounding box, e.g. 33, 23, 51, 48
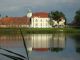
0, 0, 80, 22
0, 0, 79, 11
0, 0, 80, 12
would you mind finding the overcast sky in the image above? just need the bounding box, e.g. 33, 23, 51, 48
0, 0, 80, 23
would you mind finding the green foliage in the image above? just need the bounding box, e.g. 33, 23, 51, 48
0, 28, 80, 34
74, 9, 80, 26
48, 11, 66, 26
48, 20, 54, 26
49, 11, 66, 21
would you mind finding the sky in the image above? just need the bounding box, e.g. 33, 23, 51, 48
0, 0, 80, 23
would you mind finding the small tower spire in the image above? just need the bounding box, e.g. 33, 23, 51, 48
27, 8, 32, 18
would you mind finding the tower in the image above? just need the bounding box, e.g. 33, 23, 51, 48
27, 8, 32, 18
27, 8, 32, 27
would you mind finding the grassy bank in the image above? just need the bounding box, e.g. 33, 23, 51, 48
0, 27, 80, 35
25, 28, 80, 33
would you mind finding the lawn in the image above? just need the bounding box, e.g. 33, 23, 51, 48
0, 27, 80, 35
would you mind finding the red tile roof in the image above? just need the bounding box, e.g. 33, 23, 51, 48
0, 16, 30, 25
32, 12, 48, 18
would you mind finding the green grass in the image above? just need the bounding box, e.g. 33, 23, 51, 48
0, 28, 20, 35
22, 28, 80, 34
0, 27, 80, 35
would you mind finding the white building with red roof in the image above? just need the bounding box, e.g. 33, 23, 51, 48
27, 9, 52, 28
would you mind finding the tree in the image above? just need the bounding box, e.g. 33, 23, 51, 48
48, 11, 66, 26
49, 11, 66, 20
73, 9, 80, 27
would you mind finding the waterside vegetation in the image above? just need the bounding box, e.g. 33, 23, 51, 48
0, 28, 80, 35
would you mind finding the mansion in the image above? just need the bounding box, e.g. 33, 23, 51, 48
0, 9, 66, 28
30, 12, 52, 28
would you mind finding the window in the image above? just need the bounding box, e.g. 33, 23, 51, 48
41, 19, 42, 22
33, 19, 34, 23
46, 19, 48, 22
36, 19, 37, 22
46, 23, 48, 26
36, 23, 38, 26
41, 23, 42, 26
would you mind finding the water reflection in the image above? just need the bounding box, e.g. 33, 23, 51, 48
25, 33, 66, 52
0, 33, 80, 60
0, 33, 66, 52
0, 35, 23, 48
71, 34, 80, 53
49, 33, 66, 52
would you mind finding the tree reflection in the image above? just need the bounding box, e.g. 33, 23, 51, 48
76, 40, 80, 53
72, 34, 80, 53
49, 48, 63, 52
49, 33, 66, 52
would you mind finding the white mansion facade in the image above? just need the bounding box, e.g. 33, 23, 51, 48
30, 16, 52, 28
27, 9, 52, 28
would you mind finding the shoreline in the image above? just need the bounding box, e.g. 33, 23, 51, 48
0, 28, 80, 35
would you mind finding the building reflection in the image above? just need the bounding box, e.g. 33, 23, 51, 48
26, 33, 66, 52
25, 34, 51, 52
0, 33, 66, 52
0, 35, 23, 48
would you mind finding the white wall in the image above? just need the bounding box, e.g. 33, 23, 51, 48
30, 17, 52, 28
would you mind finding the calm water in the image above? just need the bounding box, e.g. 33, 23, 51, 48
0, 33, 80, 60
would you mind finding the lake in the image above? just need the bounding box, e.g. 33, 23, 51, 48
0, 33, 80, 60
